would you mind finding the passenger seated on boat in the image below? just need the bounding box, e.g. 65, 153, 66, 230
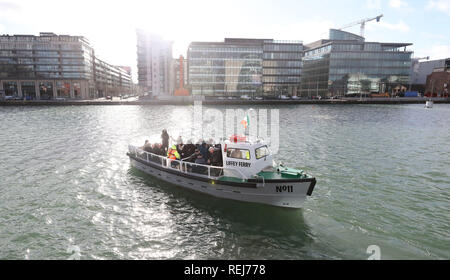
145, 143, 154, 154
172, 135, 183, 145
183, 141, 196, 158
177, 143, 184, 156
198, 141, 208, 159
207, 147, 223, 176
150, 143, 158, 155
183, 148, 200, 163
142, 140, 151, 151
167, 145, 181, 169
193, 154, 208, 175
207, 147, 223, 167
168, 145, 180, 159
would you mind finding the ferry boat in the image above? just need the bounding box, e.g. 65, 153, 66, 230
127, 135, 316, 208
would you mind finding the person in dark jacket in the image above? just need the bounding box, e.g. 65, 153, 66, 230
207, 147, 223, 167
161, 129, 169, 153
195, 154, 206, 165
142, 140, 151, 151
198, 141, 208, 159
153, 143, 164, 156
182, 142, 196, 159
183, 149, 200, 163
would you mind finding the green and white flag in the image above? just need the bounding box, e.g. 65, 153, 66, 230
241, 114, 250, 129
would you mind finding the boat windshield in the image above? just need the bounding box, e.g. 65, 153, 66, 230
255, 145, 270, 159
227, 148, 250, 160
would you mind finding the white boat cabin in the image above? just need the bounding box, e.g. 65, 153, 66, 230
221, 135, 273, 178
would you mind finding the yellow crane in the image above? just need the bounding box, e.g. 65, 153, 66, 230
338, 14, 383, 38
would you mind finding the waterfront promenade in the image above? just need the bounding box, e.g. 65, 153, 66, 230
1, 97, 449, 106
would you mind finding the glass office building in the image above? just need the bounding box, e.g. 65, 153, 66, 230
301, 29, 412, 97
188, 38, 303, 97
262, 40, 303, 96
0, 32, 131, 99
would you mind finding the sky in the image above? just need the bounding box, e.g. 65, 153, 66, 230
0, 0, 449, 82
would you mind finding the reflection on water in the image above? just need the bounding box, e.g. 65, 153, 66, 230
0, 104, 449, 259
128, 167, 314, 259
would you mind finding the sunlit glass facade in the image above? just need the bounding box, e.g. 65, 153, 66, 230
188, 39, 263, 96
0, 32, 131, 100
301, 29, 412, 97
188, 38, 303, 97
262, 40, 303, 96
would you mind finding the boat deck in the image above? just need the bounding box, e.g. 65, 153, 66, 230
218, 166, 312, 183
257, 166, 311, 180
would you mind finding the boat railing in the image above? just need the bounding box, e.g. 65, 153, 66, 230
128, 145, 248, 180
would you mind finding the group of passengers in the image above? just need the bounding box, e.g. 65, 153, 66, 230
142, 129, 223, 167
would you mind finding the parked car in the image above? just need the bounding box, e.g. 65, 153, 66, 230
240, 95, 251, 100
106, 96, 112, 100
254, 96, 264, 100
4, 95, 23, 100
279, 95, 290, 100
291, 96, 300, 100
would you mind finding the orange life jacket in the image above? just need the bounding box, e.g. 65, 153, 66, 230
168, 148, 178, 160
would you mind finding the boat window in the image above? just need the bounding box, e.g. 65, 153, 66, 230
227, 148, 250, 160
255, 146, 270, 159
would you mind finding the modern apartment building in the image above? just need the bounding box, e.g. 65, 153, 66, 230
136, 30, 173, 96
187, 38, 303, 97
0, 32, 131, 99
301, 29, 412, 97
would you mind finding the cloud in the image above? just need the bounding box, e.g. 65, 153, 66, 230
420, 32, 447, 40
366, 0, 382, 9
0, 1, 22, 21
427, 0, 450, 15
376, 20, 410, 32
0, 1, 20, 11
389, 0, 408, 8
428, 45, 450, 59
268, 19, 335, 43
415, 45, 450, 60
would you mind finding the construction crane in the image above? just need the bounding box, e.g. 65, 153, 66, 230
413, 56, 430, 61
339, 14, 383, 38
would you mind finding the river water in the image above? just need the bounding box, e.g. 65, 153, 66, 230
0, 104, 449, 260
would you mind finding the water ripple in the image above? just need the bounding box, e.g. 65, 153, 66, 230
0, 104, 449, 259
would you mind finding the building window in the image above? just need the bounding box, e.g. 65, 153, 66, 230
56, 81, 70, 98
39, 81, 53, 100
73, 82, 81, 98
21, 82, 36, 100
3, 81, 18, 96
